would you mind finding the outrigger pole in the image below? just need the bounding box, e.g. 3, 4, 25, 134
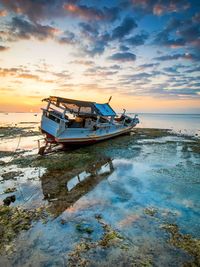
108, 96, 112, 104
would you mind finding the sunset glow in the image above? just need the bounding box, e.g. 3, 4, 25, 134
0, 0, 199, 113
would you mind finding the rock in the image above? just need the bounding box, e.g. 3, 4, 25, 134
76, 223, 94, 234
95, 213, 102, 220
0, 160, 5, 166
60, 219, 66, 225
3, 195, 16, 206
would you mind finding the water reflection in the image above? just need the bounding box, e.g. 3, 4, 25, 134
41, 157, 114, 215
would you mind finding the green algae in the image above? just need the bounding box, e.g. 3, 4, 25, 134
3, 187, 17, 194
68, 215, 155, 267
98, 220, 124, 247
68, 215, 124, 266
34, 150, 98, 171
0, 205, 47, 253
1, 171, 22, 181
162, 224, 200, 266
189, 139, 200, 154
133, 128, 173, 139
76, 223, 94, 234
0, 126, 40, 138
144, 207, 158, 217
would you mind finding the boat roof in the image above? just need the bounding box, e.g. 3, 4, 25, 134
43, 96, 116, 116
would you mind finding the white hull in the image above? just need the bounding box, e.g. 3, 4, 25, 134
41, 115, 135, 145
39, 96, 139, 147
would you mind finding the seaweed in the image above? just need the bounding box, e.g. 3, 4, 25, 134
0, 205, 47, 253
162, 224, 200, 266
3, 187, 17, 194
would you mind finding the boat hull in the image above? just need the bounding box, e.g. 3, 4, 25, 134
41, 126, 133, 146
59, 127, 133, 145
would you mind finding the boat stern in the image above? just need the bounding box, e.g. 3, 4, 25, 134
40, 113, 59, 140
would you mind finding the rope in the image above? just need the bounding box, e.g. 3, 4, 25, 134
7, 134, 22, 163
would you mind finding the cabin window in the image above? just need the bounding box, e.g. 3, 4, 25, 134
45, 111, 60, 123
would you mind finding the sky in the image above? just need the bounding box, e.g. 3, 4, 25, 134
0, 0, 199, 113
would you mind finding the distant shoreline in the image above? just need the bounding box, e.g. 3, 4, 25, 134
1, 112, 200, 116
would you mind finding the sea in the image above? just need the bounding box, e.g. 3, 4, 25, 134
0, 112, 199, 136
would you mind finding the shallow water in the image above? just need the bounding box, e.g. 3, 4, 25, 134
0, 114, 200, 266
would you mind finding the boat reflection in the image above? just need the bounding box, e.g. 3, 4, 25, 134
41, 157, 114, 216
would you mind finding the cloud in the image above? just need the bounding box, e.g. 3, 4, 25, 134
7, 16, 59, 41
131, 0, 190, 16
178, 24, 200, 42
122, 72, 153, 81
0, 45, 9, 51
184, 66, 200, 73
18, 73, 39, 80
77, 21, 111, 56
64, 4, 120, 21
163, 67, 179, 73
110, 64, 121, 70
0, 67, 20, 76
139, 63, 160, 69
108, 52, 136, 62
57, 30, 75, 44
78, 16, 138, 56
164, 88, 200, 96
83, 32, 110, 56
52, 71, 71, 79
70, 60, 94, 66
119, 45, 129, 51
0, 9, 7, 16
154, 53, 199, 61
111, 16, 137, 40
84, 65, 119, 78
154, 32, 185, 48
153, 17, 200, 50
79, 22, 99, 37
0, 0, 67, 22
192, 12, 200, 23
84, 69, 118, 77
126, 32, 148, 46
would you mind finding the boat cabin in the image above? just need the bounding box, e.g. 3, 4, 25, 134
42, 96, 117, 129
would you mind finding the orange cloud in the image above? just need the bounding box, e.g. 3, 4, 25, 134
153, 4, 165, 15
18, 73, 40, 80
0, 9, 7, 17
64, 4, 103, 20
0, 68, 18, 77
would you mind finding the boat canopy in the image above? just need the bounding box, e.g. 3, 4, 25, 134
94, 103, 116, 116
43, 96, 116, 117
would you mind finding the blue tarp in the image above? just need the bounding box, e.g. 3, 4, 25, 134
94, 103, 116, 116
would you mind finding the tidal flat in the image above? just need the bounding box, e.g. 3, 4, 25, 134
0, 123, 200, 267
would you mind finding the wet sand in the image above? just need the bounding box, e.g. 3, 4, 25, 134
0, 122, 200, 267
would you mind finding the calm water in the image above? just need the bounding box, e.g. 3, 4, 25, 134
136, 113, 200, 136
0, 112, 200, 266
0, 112, 200, 134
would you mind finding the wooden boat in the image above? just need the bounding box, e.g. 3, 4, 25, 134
39, 96, 139, 151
